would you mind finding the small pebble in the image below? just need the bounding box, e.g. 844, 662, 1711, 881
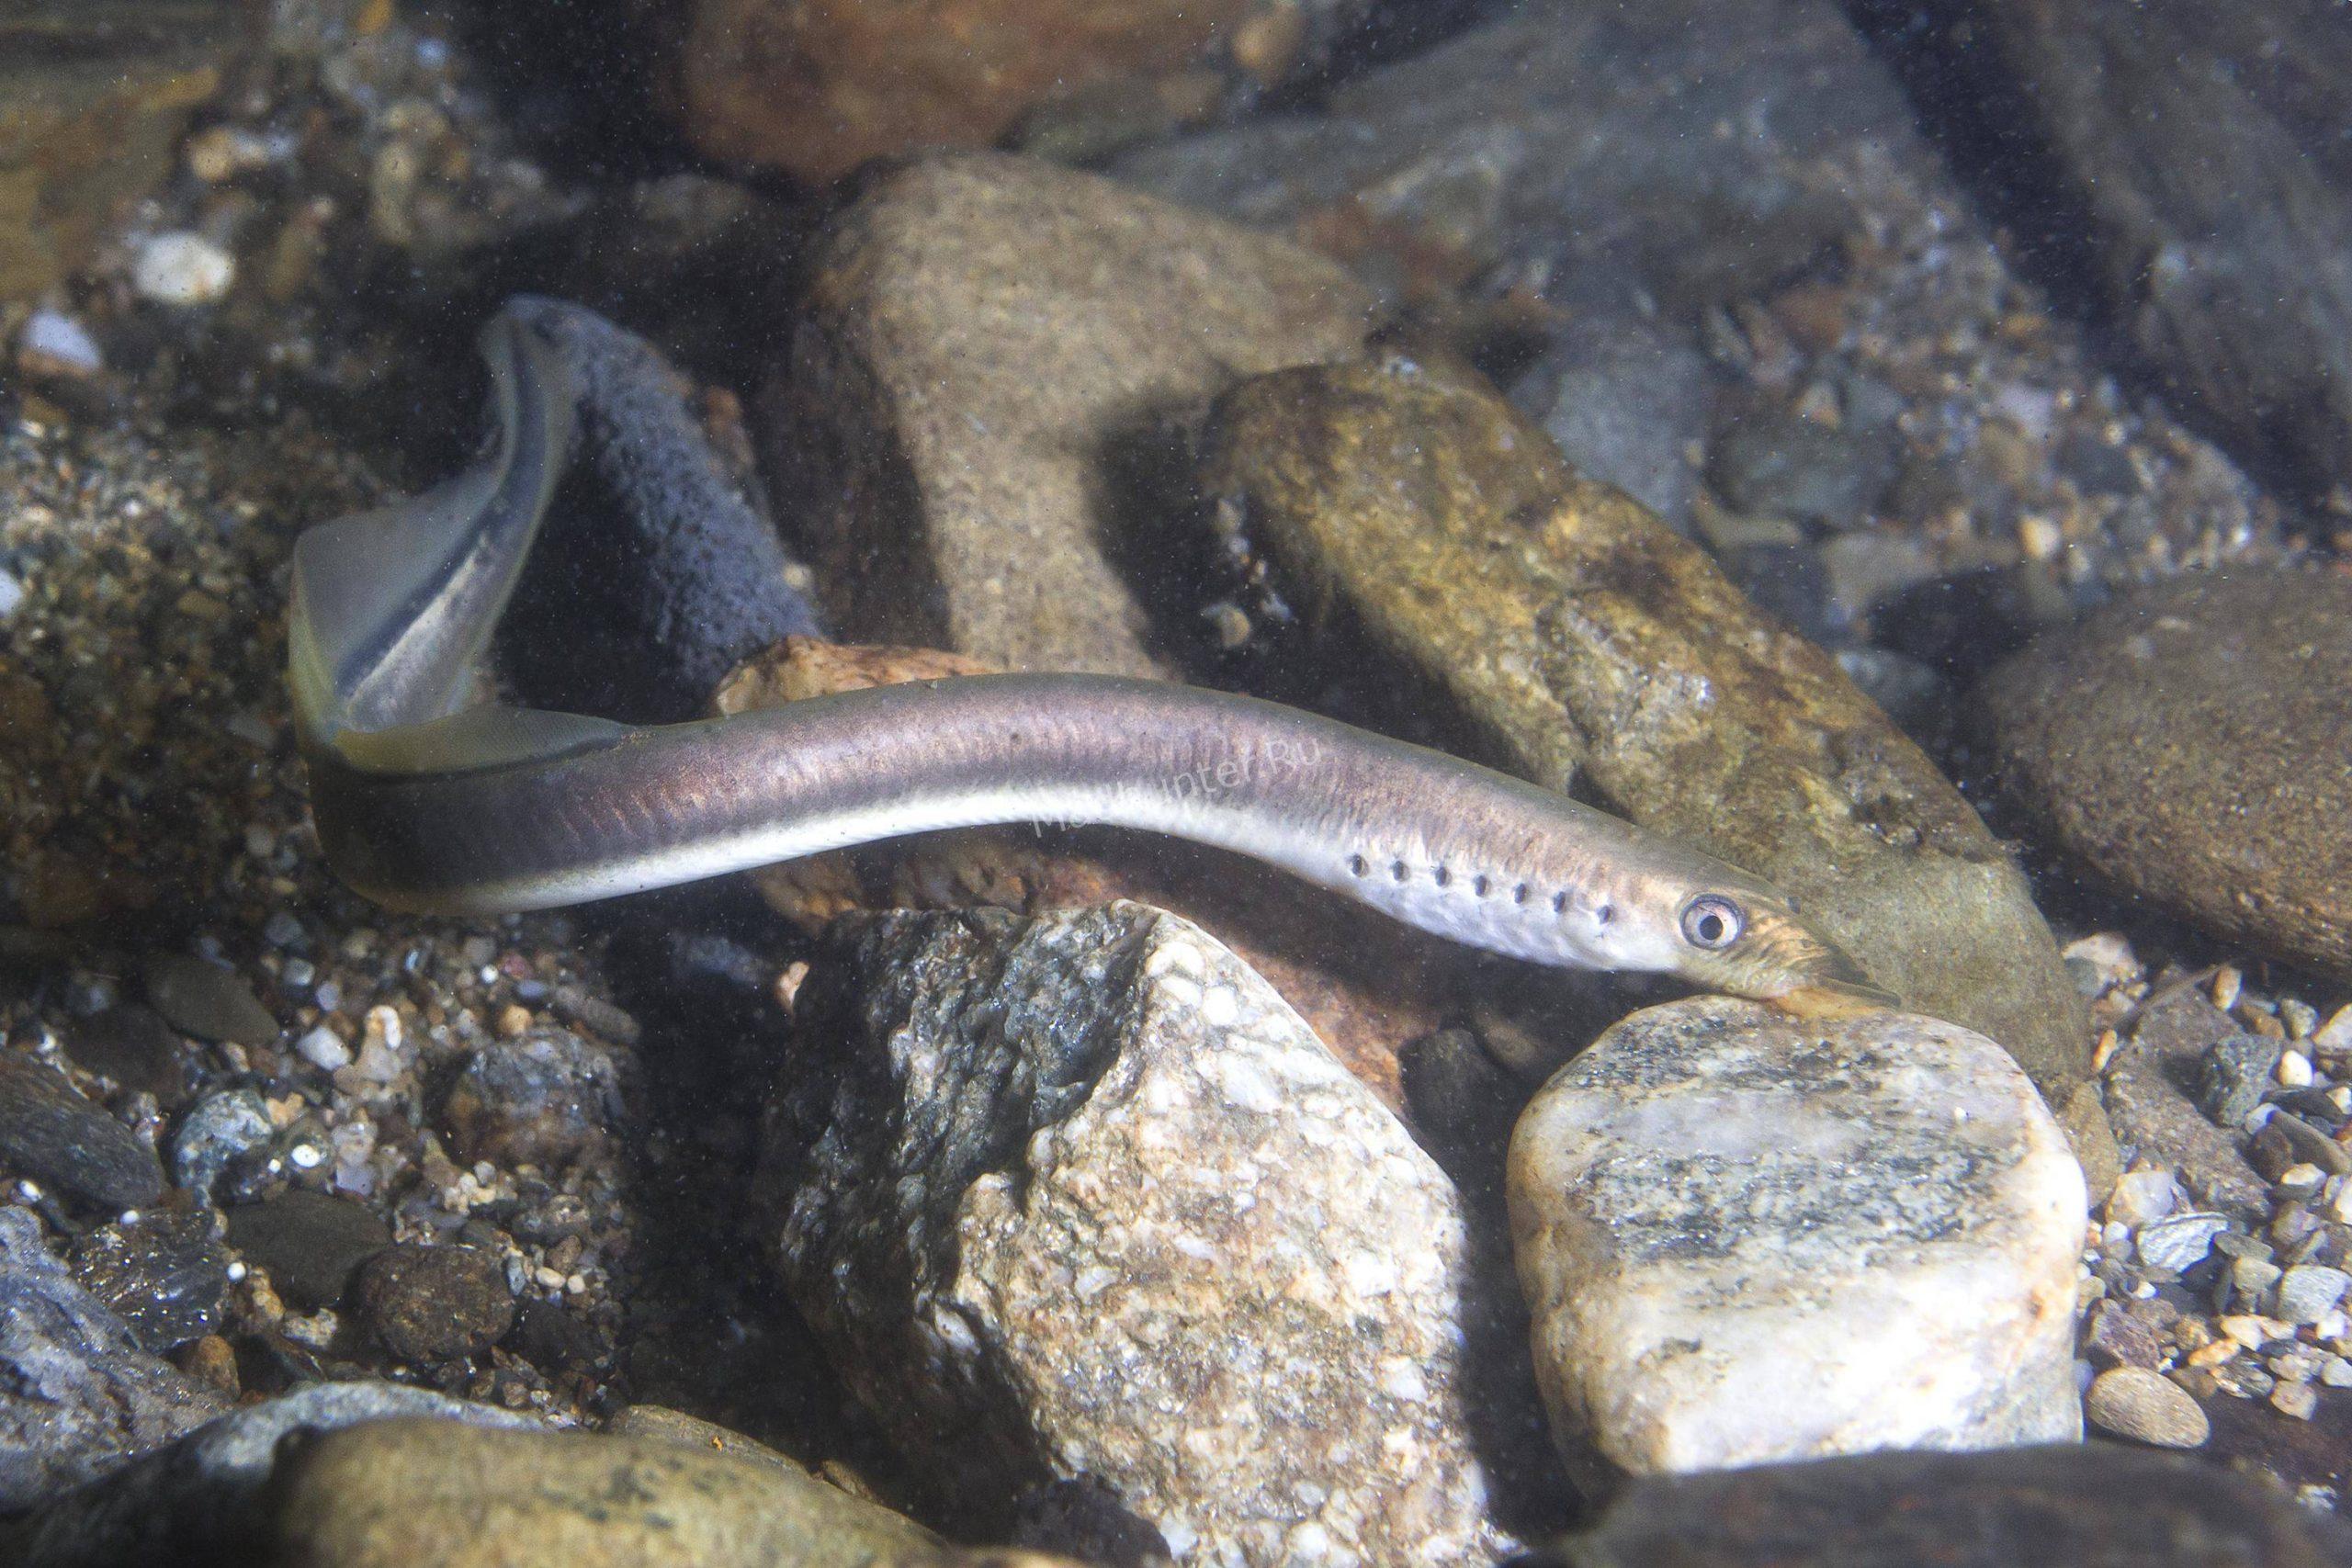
17, 309, 103, 378
2136, 1212, 2231, 1273
2278, 1266, 2352, 1325
172, 1089, 276, 1200
2281, 998, 2320, 1039
146, 953, 277, 1047
297, 1026, 352, 1073
2278, 1163, 2327, 1201
2270, 1382, 2320, 1421
2211, 967, 2243, 1011
2106, 1168, 2181, 1230
2277, 1050, 2314, 1089
2312, 1005, 2352, 1055
2083, 1367, 2208, 1449
65, 1003, 187, 1100
226, 1189, 393, 1308
130, 231, 235, 306
2321, 1355, 2352, 1389
354, 1245, 516, 1361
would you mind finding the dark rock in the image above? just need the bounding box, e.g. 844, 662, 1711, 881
0, 1055, 164, 1211
1518, 1440, 2352, 1564
141, 953, 276, 1048
66, 1212, 230, 1352
1707, 406, 1898, 532
1832, 647, 1951, 748
2271, 1111, 2352, 1179
62, 1005, 185, 1101
0, 1382, 536, 1566
437, 1027, 617, 1169
1973, 569, 2352, 981
2104, 989, 2271, 1219
353, 1245, 514, 1363
2199, 1382, 2352, 1526
1510, 297, 1711, 534
762, 151, 1373, 678
0, 1205, 227, 1510
1195, 355, 2091, 1102
1928, 0, 2352, 501
167, 1089, 273, 1202
510, 1297, 608, 1380
222, 1190, 390, 1309
1716, 541, 1836, 647
2200, 1034, 2284, 1132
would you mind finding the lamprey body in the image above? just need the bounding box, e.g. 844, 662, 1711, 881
289, 300, 1897, 1013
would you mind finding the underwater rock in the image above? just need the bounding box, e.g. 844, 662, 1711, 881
1512, 1442, 2352, 1567
0, 1206, 226, 1510
1196, 354, 2093, 1104
1508, 296, 1711, 536
1973, 568, 2352, 983
1508, 996, 2085, 1481
763, 152, 1373, 678
0, 1056, 164, 1212
758, 902, 1512, 1563
1114, 0, 2280, 602
2100, 988, 2270, 1219
0, 1383, 538, 1566
1924, 0, 2352, 501
655, 0, 1378, 183
263, 1419, 1001, 1568
222, 1189, 391, 1310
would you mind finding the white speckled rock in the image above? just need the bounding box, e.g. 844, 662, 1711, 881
760, 902, 1510, 1565
1506, 996, 2086, 1482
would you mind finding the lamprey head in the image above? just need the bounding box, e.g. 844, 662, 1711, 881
1660, 881, 1902, 1016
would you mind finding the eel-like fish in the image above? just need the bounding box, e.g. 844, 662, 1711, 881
288, 301, 1897, 1014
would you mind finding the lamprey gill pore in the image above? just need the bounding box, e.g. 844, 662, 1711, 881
288, 300, 1897, 1015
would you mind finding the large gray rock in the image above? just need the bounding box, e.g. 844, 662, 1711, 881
0, 1206, 226, 1510
1507, 997, 2086, 1482
759, 902, 1512, 1564
0, 1381, 537, 1566
1974, 569, 2352, 982
763, 152, 1374, 678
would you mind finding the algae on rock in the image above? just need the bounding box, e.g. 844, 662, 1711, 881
1195, 355, 2090, 1101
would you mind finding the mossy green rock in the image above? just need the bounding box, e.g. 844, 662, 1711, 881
1974, 568, 2352, 981
1197, 355, 2088, 1100
267, 1418, 1030, 1568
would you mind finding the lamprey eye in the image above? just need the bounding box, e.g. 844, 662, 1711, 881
1680, 894, 1744, 950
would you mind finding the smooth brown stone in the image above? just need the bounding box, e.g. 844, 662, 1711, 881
1975, 568, 2352, 982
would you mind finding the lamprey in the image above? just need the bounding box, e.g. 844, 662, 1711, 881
289, 301, 1897, 1014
